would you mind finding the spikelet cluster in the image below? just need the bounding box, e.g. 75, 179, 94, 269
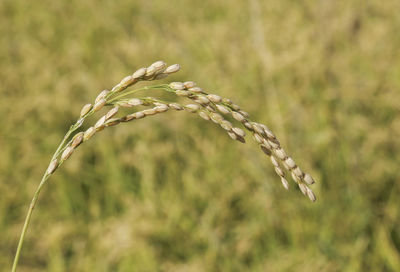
47, 61, 316, 201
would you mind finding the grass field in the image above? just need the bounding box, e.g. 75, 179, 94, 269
1, 0, 400, 271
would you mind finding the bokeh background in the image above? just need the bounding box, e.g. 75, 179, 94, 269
1, 0, 400, 271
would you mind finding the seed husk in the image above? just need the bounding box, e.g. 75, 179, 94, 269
93, 99, 106, 112
185, 104, 200, 113
71, 132, 84, 148
132, 67, 146, 78
47, 159, 58, 174
105, 107, 119, 120
169, 82, 185, 90
83, 127, 96, 141
164, 64, 180, 74
61, 146, 74, 161
207, 94, 222, 103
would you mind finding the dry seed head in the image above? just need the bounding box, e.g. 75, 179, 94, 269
206, 105, 217, 113
304, 173, 315, 185
150, 60, 166, 71
169, 82, 185, 90
306, 187, 316, 202
61, 146, 74, 161
95, 90, 109, 104
128, 98, 143, 106
291, 172, 301, 184
243, 121, 254, 130
175, 90, 190, 97
222, 98, 232, 104
260, 145, 272, 156
118, 101, 132, 108
188, 87, 203, 93
132, 67, 146, 78
270, 155, 279, 167
196, 96, 210, 105
169, 103, 184, 110
207, 94, 222, 103
47, 159, 58, 174
252, 123, 265, 135
231, 103, 240, 111
198, 111, 210, 120
267, 139, 280, 149
284, 157, 296, 169
281, 177, 289, 190
235, 135, 246, 143
71, 132, 84, 148
185, 104, 200, 113
145, 65, 157, 77
83, 127, 96, 141
124, 114, 136, 122
232, 127, 246, 138
228, 131, 238, 140
94, 116, 106, 129
80, 103, 92, 117
259, 124, 275, 139
143, 108, 157, 116
220, 120, 233, 131
274, 148, 287, 160
93, 99, 106, 112
183, 81, 196, 88
275, 166, 285, 177
210, 112, 224, 124
239, 110, 250, 118
261, 138, 272, 149
232, 111, 245, 122
298, 183, 308, 195
154, 73, 168, 80
293, 166, 303, 178
216, 104, 230, 114
120, 75, 135, 87
253, 133, 264, 144
105, 118, 120, 127
134, 111, 145, 119
155, 104, 169, 113
164, 64, 180, 74
105, 107, 119, 120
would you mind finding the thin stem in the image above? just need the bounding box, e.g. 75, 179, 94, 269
108, 85, 169, 103
11, 118, 85, 272
11, 173, 49, 272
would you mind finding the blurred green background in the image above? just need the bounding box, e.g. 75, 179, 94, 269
1, 0, 400, 271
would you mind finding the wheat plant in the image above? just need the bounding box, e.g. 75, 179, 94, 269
12, 61, 316, 271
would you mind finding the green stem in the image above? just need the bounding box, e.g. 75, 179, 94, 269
107, 85, 169, 103
11, 173, 49, 272
11, 118, 84, 272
